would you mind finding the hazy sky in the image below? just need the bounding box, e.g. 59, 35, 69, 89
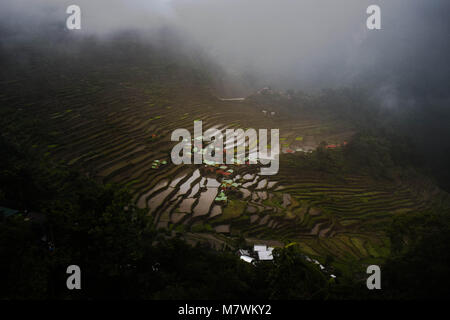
1, 0, 449, 104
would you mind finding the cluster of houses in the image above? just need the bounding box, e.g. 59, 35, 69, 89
212, 170, 242, 204
238, 244, 274, 263
200, 153, 255, 204
237, 243, 337, 280
305, 256, 337, 279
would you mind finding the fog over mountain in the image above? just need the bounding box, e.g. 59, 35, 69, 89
1, 0, 449, 106
1, 2, 450, 301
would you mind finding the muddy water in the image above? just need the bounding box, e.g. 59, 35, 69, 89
178, 198, 196, 213
242, 182, 253, 188
256, 179, 268, 190
178, 169, 200, 195
137, 179, 169, 208
215, 225, 230, 233
170, 174, 189, 201
170, 173, 187, 187
188, 183, 200, 198
243, 176, 259, 188
210, 205, 222, 218
240, 188, 251, 199
267, 181, 277, 189
193, 188, 218, 217
257, 191, 268, 200
148, 187, 174, 213
206, 178, 221, 188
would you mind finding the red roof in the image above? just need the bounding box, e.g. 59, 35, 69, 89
216, 170, 231, 176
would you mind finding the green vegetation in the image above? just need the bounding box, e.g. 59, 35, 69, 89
2, 135, 448, 299
0, 33, 449, 299
0, 137, 348, 299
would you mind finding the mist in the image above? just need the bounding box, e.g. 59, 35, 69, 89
1, 0, 449, 105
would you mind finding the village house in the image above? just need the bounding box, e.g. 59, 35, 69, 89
238, 244, 274, 264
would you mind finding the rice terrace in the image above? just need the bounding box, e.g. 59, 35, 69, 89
1, 46, 438, 267
1, 0, 450, 301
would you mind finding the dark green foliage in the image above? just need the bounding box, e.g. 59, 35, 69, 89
268, 246, 329, 299
381, 206, 450, 299
0, 138, 342, 299
0, 31, 448, 299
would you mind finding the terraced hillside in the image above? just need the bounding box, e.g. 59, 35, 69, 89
0, 38, 441, 267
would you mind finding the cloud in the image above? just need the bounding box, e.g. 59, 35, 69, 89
0, 0, 449, 102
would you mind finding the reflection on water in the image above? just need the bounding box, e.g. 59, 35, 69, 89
240, 188, 251, 199
206, 178, 221, 188
210, 205, 222, 218
193, 188, 218, 217
267, 181, 277, 189
256, 179, 267, 190
170, 173, 187, 187
137, 179, 168, 208
257, 191, 268, 200
178, 169, 200, 195
149, 187, 174, 213
143, 158, 287, 231
188, 183, 200, 198
178, 198, 196, 213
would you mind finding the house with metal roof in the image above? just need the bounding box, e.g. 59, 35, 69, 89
254, 245, 274, 261
238, 244, 275, 264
